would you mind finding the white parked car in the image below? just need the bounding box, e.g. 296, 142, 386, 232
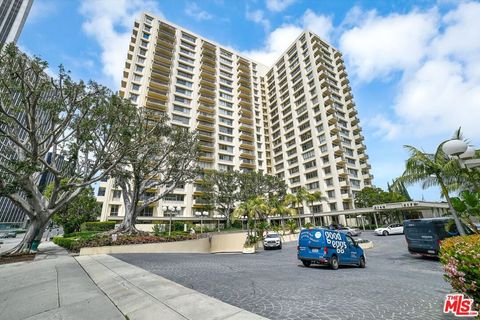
263, 232, 282, 250
374, 223, 404, 236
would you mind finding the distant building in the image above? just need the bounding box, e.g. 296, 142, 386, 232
0, 0, 34, 228
0, 0, 33, 44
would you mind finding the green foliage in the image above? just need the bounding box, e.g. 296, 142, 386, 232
238, 171, 286, 202
47, 185, 100, 234
304, 222, 314, 228
245, 235, 259, 247
152, 224, 161, 236
62, 231, 99, 239
53, 237, 77, 250
80, 221, 116, 232
451, 190, 480, 232
354, 186, 408, 208
439, 235, 480, 309
285, 220, 297, 234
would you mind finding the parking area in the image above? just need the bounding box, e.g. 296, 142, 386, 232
113, 232, 454, 320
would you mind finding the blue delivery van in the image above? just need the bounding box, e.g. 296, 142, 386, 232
297, 228, 366, 270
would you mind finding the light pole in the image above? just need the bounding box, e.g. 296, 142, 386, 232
213, 214, 225, 232
442, 139, 480, 235
241, 215, 248, 231
163, 205, 180, 236
195, 211, 209, 233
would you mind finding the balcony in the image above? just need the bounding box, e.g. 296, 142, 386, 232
196, 121, 215, 132
152, 60, 171, 73
331, 134, 341, 144
323, 95, 333, 106
351, 117, 359, 126
199, 83, 215, 94
200, 68, 216, 80
239, 116, 253, 124
239, 99, 252, 108
339, 180, 349, 188
333, 145, 343, 155
147, 87, 168, 100
201, 61, 216, 72
327, 114, 337, 125
354, 133, 364, 143
146, 97, 167, 112
349, 109, 358, 118
198, 104, 215, 114
197, 111, 215, 123
341, 193, 351, 200
240, 162, 256, 169
198, 93, 215, 105
337, 168, 347, 176
157, 37, 174, 49
149, 78, 169, 91
239, 107, 253, 118
335, 156, 345, 165
151, 69, 170, 81
154, 51, 173, 64
329, 124, 339, 134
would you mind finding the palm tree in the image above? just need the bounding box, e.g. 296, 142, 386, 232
267, 196, 296, 234
396, 143, 466, 235
306, 191, 325, 226
233, 196, 268, 238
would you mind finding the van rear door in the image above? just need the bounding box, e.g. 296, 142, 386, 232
298, 229, 325, 260
404, 221, 439, 254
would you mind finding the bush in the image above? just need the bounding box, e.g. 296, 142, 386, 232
62, 231, 100, 239
152, 224, 161, 236
80, 221, 116, 232
230, 220, 242, 229
53, 236, 78, 250
439, 235, 480, 310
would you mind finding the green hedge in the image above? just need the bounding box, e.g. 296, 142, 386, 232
80, 221, 116, 232
53, 236, 78, 250
439, 235, 480, 310
62, 231, 100, 239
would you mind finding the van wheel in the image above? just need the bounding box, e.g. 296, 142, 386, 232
382, 230, 389, 236
302, 260, 311, 267
330, 256, 339, 270
359, 256, 366, 268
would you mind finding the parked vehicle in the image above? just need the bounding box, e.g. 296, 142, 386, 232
403, 218, 473, 257
297, 228, 366, 270
374, 223, 404, 236
338, 226, 361, 236
263, 233, 282, 250
0, 231, 16, 238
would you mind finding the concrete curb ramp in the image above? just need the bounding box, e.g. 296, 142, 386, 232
76, 254, 267, 320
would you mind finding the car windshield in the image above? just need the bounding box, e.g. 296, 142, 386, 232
266, 234, 279, 238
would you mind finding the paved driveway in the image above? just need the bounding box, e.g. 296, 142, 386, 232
113, 232, 454, 320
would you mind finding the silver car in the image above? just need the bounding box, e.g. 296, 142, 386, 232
263, 233, 282, 250
338, 226, 362, 236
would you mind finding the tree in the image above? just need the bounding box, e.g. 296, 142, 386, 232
201, 170, 240, 228
395, 143, 466, 235
111, 111, 199, 234
354, 186, 409, 209
238, 171, 286, 202
233, 196, 268, 238
0, 44, 136, 254
305, 191, 325, 225
451, 190, 480, 232
46, 185, 99, 234
266, 195, 296, 234
388, 178, 412, 201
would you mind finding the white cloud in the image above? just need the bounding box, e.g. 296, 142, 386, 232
367, 115, 402, 140
79, 0, 162, 89
266, 0, 297, 12
185, 2, 213, 21
246, 8, 270, 31
359, 2, 480, 140
242, 10, 333, 66
339, 8, 439, 82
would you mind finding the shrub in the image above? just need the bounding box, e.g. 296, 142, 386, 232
152, 224, 161, 236
439, 235, 480, 310
62, 231, 100, 239
53, 236, 78, 250
80, 221, 116, 232
231, 220, 242, 229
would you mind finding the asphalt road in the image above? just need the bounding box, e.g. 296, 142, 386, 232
113, 232, 455, 320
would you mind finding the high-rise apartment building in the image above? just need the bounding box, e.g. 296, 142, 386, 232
0, 0, 33, 44
97, 13, 372, 226
0, 0, 34, 227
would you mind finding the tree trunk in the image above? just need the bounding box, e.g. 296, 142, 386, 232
2, 216, 46, 255
439, 179, 466, 236
112, 209, 142, 235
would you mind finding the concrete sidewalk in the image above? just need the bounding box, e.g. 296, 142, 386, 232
0, 242, 123, 320
76, 254, 267, 320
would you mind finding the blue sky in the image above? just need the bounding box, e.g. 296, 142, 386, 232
19, 0, 480, 201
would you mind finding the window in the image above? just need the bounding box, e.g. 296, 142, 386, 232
219, 144, 234, 153
142, 32, 150, 40
219, 154, 234, 161
139, 207, 153, 216
307, 181, 320, 190
97, 187, 106, 196
219, 117, 233, 126
172, 114, 190, 125
164, 194, 185, 201
219, 134, 233, 142
133, 74, 142, 82
135, 65, 144, 72
305, 171, 318, 180
219, 108, 233, 116
173, 105, 190, 114
131, 84, 140, 91
110, 205, 120, 216
178, 63, 194, 71
178, 70, 193, 79
219, 126, 233, 134
327, 190, 335, 198
177, 78, 193, 88
112, 190, 122, 199
182, 32, 196, 43
130, 94, 138, 102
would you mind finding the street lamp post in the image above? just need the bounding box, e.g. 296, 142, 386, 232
213, 214, 225, 232
163, 205, 180, 236
442, 139, 480, 235
195, 211, 209, 233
